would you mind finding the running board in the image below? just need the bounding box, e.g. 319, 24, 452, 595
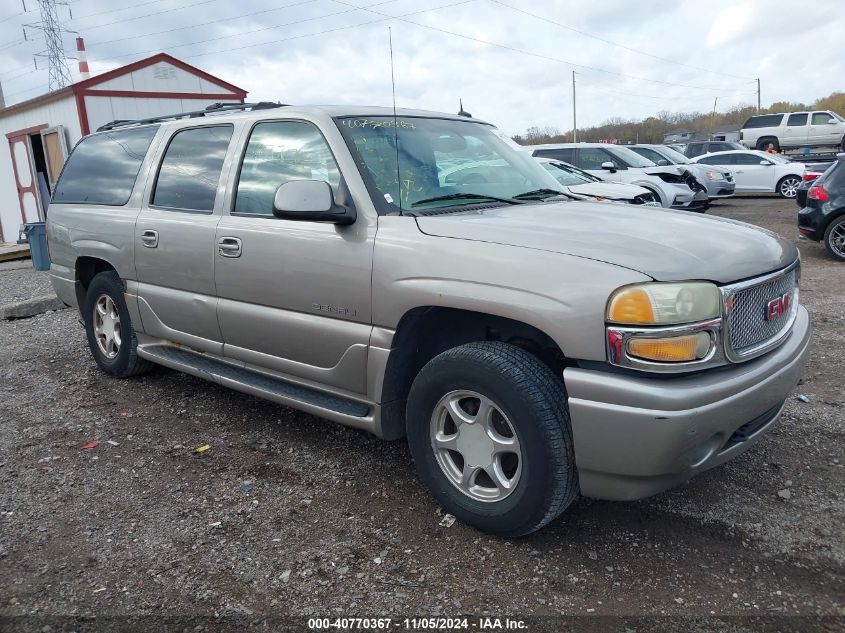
137, 345, 374, 431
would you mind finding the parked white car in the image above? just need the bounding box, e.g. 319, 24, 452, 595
740, 111, 845, 151
535, 158, 661, 206
531, 143, 709, 211
628, 144, 735, 200
691, 150, 805, 198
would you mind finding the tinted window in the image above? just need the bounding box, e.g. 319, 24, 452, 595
533, 148, 574, 163
743, 114, 783, 128
577, 148, 615, 170
685, 143, 706, 158
234, 121, 340, 216
52, 126, 158, 206
698, 154, 731, 165
787, 113, 808, 126
152, 125, 233, 212
811, 112, 834, 125
733, 153, 766, 165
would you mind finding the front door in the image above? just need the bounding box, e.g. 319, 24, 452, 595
134, 124, 235, 354
731, 153, 775, 191
214, 119, 374, 395
784, 113, 809, 147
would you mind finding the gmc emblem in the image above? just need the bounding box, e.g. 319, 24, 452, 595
766, 292, 792, 321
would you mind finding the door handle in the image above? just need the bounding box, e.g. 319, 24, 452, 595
140, 229, 158, 248
217, 236, 242, 258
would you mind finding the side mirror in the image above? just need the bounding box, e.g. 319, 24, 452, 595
828, 119, 839, 125
656, 159, 669, 166
600, 161, 616, 172
759, 160, 772, 166
272, 180, 356, 225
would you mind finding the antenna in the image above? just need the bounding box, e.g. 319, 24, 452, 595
389, 26, 402, 214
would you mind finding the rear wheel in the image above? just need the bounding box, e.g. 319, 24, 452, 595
823, 216, 845, 262
756, 136, 780, 152
406, 342, 578, 536
83, 271, 152, 377
777, 175, 801, 198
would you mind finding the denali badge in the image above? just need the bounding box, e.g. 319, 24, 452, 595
766, 292, 792, 321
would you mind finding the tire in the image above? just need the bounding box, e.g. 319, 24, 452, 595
83, 270, 152, 378
777, 175, 801, 199
756, 136, 780, 152
823, 216, 845, 262
406, 342, 578, 536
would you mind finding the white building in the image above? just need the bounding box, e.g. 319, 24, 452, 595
0, 53, 247, 243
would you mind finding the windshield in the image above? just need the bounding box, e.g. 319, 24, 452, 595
605, 145, 657, 168
657, 146, 691, 164
765, 153, 792, 164
542, 161, 596, 185
336, 116, 563, 211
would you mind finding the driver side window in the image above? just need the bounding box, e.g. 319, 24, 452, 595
234, 121, 340, 216
577, 148, 614, 170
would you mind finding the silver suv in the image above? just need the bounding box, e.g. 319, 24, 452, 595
47, 103, 811, 536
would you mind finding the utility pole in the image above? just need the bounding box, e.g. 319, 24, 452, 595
572, 70, 577, 143
24, 0, 74, 91
712, 97, 718, 138
756, 78, 761, 112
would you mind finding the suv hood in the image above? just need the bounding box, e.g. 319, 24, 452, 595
415, 202, 797, 284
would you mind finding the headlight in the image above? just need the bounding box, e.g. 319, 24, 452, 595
607, 282, 721, 325
705, 171, 717, 181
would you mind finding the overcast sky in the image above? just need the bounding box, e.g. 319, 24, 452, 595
0, 0, 841, 135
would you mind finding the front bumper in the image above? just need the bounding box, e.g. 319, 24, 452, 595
564, 305, 811, 501
707, 181, 736, 198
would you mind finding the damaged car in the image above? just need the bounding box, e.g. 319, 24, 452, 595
535, 157, 661, 206
530, 143, 709, 212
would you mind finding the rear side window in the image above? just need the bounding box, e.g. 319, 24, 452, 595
685, 143, 705, 158
52, 126, 158, 206
698, 155, 731, 165
152, 125, 233, 212
532, 148, 574, 163
787, 113, 808, 126
743, 114, 783, 128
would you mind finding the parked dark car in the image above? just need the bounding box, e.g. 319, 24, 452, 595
683, 141, 745, 159
798, 154, 845, 261
795, 166, 831, 208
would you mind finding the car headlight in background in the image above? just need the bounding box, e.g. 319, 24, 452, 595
606, 282, 723, 368
705, 171, 717, 181
607, 282, 721, 325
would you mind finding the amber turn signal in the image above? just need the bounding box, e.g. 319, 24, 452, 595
627, 332, 711, 363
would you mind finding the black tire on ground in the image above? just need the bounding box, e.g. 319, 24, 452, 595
777, 175, 801, 199
406, 342, 578, 537
823, 216, 845, 262
83, 270, 152, 378
756, 136, 780, 152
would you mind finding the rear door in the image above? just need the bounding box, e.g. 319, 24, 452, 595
784, 113, 809, 146
213, 118, 374, 394
134, 124, 235, 354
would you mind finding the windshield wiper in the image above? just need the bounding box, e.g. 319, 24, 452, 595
512, 188, 572, 201
411, 193, 523, 207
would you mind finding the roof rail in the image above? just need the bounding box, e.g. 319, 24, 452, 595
95, 101, 287, 132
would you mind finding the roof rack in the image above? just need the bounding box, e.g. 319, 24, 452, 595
96, 101, 287, 132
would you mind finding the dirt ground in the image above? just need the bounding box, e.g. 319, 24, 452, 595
0, 197, 842, 633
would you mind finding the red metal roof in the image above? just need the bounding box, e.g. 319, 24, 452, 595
0, 53, 248, 119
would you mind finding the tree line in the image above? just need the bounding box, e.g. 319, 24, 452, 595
513, 92, 845, 145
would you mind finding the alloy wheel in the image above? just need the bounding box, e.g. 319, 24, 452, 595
93, 294, 121, 359
430, 390, 522, 502
780, 177, 800, 198
829, 222, 845, 259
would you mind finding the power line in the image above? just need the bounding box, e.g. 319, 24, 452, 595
86, 0, 410, 65
332, 0, 750, 93
68, 0, 174, 23
78, 0, 218, 32
90, 0, 320, 48
0, 11, 26, 24
489, 0, 755, 82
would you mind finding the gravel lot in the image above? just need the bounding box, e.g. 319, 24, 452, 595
1, 197, 842, 632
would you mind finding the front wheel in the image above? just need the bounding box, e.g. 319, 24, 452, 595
406, 342, 578, 536
823, 216, 845, 262
777, 175, 801, 198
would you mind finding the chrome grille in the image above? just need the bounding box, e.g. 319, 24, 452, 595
726, 267, 797, 356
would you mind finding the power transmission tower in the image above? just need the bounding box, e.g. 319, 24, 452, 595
24, 0, 74, 91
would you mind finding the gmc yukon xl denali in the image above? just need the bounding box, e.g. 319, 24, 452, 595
47, 103, 812, 536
